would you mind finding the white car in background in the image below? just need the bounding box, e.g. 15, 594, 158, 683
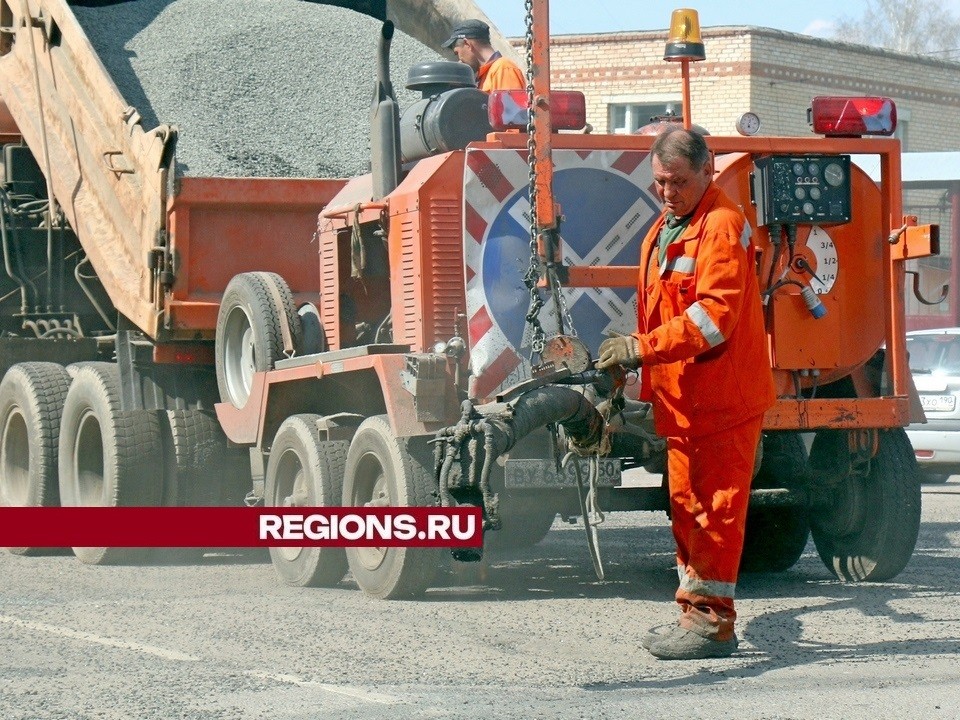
905, 327, 960, 482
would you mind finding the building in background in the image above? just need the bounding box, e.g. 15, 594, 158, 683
512, 26, 960, 329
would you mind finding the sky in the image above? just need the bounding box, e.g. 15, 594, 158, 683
473, 0, 960, 40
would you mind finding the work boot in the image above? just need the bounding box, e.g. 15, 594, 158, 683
640, 624, 675, 650
647, 625, 738, 660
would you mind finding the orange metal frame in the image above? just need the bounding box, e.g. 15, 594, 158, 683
477, 131, 916, 431
215, 351, 459, 450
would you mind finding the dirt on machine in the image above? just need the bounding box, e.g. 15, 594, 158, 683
0, 0, 939, 598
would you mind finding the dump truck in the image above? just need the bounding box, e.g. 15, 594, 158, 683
0, 0, 937, 598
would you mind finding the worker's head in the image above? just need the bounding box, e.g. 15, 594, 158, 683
443, 19, 492, 72
650, 127, 713, 218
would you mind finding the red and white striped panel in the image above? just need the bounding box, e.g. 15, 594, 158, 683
463, 148, 656, 400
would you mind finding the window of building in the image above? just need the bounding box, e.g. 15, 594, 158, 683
608, 100, 682, 134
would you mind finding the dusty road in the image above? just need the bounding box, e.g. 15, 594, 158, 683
2, 481, 959, 720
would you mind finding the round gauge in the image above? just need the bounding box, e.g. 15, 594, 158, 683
824, 162, 845, 187
808, 162, 821, 176
736, 111, 761, 136
809, 186, 822, 200
805, 226, 839, 294
802, 201, 815, 215
793, 162, 805, 176
794, 187, 806, 200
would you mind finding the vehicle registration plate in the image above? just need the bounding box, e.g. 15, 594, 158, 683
920, 394, 956, 413
504, 458, 622, 488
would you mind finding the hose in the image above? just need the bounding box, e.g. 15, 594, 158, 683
434, 386, 606, 520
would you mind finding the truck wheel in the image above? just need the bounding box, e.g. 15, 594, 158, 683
341, 415, 441, 599
58, 363, 163, 565
740, 431, 810, 573
215, 272, 303, 408
0, 363, 72, 555
265, 415, 348, 587
809, 428, 921, 581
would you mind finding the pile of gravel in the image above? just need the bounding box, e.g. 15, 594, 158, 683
71, 0, 441, 178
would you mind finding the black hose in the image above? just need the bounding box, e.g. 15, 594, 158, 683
484, 385, 605, 459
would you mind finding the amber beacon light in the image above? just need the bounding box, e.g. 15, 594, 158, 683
664, 8, 705, 130
664, 8, 705, 62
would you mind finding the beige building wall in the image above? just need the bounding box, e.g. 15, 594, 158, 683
511, 26, 960, 147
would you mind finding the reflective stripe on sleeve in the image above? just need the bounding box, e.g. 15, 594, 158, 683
686, 301, 725, 347
679, 573, 737, 599
740, 222, 752, 249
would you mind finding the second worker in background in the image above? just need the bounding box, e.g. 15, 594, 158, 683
443, 19, 525, 92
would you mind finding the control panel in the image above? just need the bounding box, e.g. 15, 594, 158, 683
752, 154, 851, 226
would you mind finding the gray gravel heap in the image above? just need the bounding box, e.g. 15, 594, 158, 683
71, 0, 441, 178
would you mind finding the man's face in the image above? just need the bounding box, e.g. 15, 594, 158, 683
651, 153, 712, 218
452, 39, 481, 71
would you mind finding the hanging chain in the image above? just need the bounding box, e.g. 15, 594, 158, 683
549, 259, 577, 338
521, 0, 546, 357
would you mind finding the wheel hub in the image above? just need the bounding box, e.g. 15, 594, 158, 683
355, 466, 389, 570
74, 409, 105, 506
1, 407, 31, 505
223, 306, 256, 407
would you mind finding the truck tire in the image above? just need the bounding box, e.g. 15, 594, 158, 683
809, 428, 921, 582
162, 409, 248, 507
740, 431, 810, 573
215, 272, 303, 408
0, 362, 72, 555
58, 363, 163, 565
341, 415, 441, 599
265, 415, 349, 587
297, 302, 327, 355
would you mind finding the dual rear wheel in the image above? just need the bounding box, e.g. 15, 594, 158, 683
263, 414, 443, 598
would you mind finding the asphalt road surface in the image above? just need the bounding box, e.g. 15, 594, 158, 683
2, 480, 959, 720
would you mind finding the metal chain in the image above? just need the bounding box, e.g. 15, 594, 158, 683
521, 0, 545, 356
548, 264, 577, 338
520, 0, 580, 354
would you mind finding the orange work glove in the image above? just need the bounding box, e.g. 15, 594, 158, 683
596, 334, 641, 370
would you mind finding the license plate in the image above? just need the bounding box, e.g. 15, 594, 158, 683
504, 458, 622, 488
921, 394, 956, 412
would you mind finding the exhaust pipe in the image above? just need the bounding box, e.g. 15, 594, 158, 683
370, 21, 401, 199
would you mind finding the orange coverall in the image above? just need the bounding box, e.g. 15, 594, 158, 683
477, 53, 525, 92
633, 181, 776, 640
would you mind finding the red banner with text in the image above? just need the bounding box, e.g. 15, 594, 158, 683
0, 507, 483, 548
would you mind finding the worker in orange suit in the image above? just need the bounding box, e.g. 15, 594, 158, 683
442, 19, 525, 92
596, 127, 775, 660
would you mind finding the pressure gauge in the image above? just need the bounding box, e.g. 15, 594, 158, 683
824, 162, 845, 187
736, 111, 761, 136
806, 226, 838, 294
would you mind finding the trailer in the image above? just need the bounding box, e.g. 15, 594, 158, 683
0, 0, 938, 598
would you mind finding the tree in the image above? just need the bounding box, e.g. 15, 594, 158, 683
832, 0, 960, 56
